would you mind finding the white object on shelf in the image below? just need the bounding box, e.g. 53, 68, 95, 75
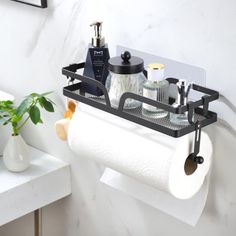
0, 90, 14, 156
0, 146, 71, 226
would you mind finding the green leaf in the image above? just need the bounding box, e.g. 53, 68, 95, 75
44, 100, 54, 112
46, 98, 56, 105
38, 97, 44, 108
11, 114, 21, 123
29, 93, 40, 98
0, 91, 55, 130
0, 116, 9, 125
1, 100, 13, 106
29, 105, 40, 125
16, 97, 32, 117
0, 100, 14, 113
39, 97, 54, 112
3, 119, 11, 125
40, 91, 53, 97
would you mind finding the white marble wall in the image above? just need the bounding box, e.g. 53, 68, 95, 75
0, 0, 236, 235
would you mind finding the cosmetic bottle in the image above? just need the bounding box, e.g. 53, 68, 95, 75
142, 63, 169, 118
82, 21, 110, 96
169, 80, 192, 125
106, 51, 145, 109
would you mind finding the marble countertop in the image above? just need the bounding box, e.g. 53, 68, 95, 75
0, 147, 71, 226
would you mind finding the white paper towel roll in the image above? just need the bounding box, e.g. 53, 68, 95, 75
68, 103, 212, 200
100, 167, 210, 226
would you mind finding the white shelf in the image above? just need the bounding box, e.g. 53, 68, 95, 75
0, 146, 71, 226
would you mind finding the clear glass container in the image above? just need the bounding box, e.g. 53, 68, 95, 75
169, 106, 190, 125
142, 79, 169, 118
169, 80, 192, 125
106, 71, 146, 109
106, 51, 145, 109
142, 63, 169, 118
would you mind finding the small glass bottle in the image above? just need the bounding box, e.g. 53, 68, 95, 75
142, 63, 169, 118
169, 80, 192, 125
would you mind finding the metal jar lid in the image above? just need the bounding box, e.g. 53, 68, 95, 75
108, 51, 144, 74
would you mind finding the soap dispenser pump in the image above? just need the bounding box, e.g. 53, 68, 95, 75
91, 21, 105, 47
82, 21, 110, 96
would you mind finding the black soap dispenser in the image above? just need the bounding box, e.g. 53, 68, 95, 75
82, 21, 110, 96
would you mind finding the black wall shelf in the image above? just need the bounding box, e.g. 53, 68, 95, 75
62, 63, 219, 138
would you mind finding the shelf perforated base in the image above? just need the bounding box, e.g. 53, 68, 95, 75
65, 88, 215, 137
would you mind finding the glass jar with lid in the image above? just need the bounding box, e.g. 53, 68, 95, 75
105, 51, 146, 109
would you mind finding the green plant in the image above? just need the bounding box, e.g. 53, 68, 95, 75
0, 92, 55, 136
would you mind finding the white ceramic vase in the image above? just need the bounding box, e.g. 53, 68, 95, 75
3, 134, 30, 172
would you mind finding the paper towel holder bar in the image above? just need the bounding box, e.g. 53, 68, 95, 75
188, 122, 204, 164
61, 62, 219, 141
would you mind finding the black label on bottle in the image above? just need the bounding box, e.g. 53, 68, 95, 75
83, 46, 110, 96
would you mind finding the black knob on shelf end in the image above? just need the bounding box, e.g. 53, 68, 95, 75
121, 51, 131, 63
196, 156, 204, 164
188, 153, 204, 165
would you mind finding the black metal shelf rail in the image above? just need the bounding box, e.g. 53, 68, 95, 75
62, 63, 219, 139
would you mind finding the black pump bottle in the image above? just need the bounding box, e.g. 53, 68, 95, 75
82, 21, 110, 96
